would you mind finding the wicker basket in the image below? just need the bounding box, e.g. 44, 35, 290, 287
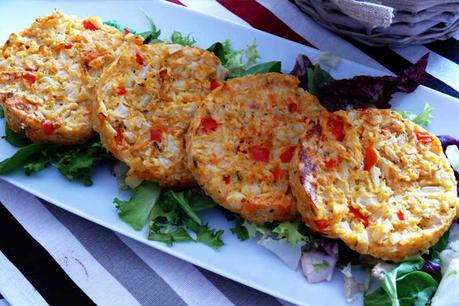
293, 0, 459, 47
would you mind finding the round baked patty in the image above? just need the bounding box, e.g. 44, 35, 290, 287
289, 108, 458, 261
95, 38, 225, 187
0, 11, 123, 144
186, 73, 324, 224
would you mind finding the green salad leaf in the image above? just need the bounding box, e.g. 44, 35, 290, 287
4, 122, 31, 147
240, 61, 281, 76
224, 39, 260, 77
272, 221, 309, 245
0, 106, 4, 118
115, 181, 161, 231
0, 120, 110, 186
164, 190, 201, 225
138, 12, 162, 44
230, 215, 269, 241
185, 219, 224, 249
187, 189, 217, 212
207, 42, 226, 64
24, 148, 53, 175
364, 257, 438, 306
431, 230, 450, 258
207, 39, 281, 78
149, 223, 193, 246
148, 189, 224, 248
0, 143, 48, 174
170, 31, 196, 46
398, 103, 433, 127
307, 65, 334, 96
230, 214, 310, 246
55, 142, 109, 186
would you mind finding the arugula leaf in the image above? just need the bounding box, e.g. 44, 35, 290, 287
166, 190, 201, 225
4, 122, 31, 147
103, 20, 136, 34
114, 181, 161, 231
0, 143, 48, 174
240, 61, 281, 76
307, 65, 334, 96
399, 103, 433, 127
185, 219, 224, 249
170, 31, 196, 46
207, 42, 226, 64
272, 221, 309, 245
56, 142, 109, 186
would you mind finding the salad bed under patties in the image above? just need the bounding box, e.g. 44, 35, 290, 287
289, 108, 458, 261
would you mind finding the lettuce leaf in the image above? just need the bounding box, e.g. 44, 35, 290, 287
170, 31, 196, 46
0, 143, 48, 174
398, 103, 433, 127
185, 219, 224, 249
364, 257, 438, 306
290, 53, 429, 112
272, 221, 310, 245
148, 189, 224, 248
114, 181, 161, 231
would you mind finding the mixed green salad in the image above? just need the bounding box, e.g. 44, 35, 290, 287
1, 13, 459, 306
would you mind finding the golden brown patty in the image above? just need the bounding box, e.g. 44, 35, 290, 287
186, 73, 324, 224
95, 37, 225, 187
289, 108, 458, 261
0, 11, 123, 144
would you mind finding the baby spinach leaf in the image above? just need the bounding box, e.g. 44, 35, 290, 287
239, 61, 281, 77
0, 143, 48, 174
4, 122, 31, 147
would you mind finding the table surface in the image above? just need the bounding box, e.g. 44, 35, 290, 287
0, 1, 458, 306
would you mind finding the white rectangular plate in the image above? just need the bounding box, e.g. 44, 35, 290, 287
0, 1, 458, 305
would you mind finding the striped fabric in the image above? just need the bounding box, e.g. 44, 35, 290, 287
0, 0, 458, 305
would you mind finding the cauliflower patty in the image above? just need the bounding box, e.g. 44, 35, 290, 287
289, 108, 458, 261
95, 37, 225, 187
0, 11, 124, 144
186, 73, 324, 224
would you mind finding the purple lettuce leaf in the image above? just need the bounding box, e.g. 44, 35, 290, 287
437, 135, 459, 152
290, 54, 312, 89
421, 260, 441, 276
290, 53, 429, 112
317, 54, 429, 112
